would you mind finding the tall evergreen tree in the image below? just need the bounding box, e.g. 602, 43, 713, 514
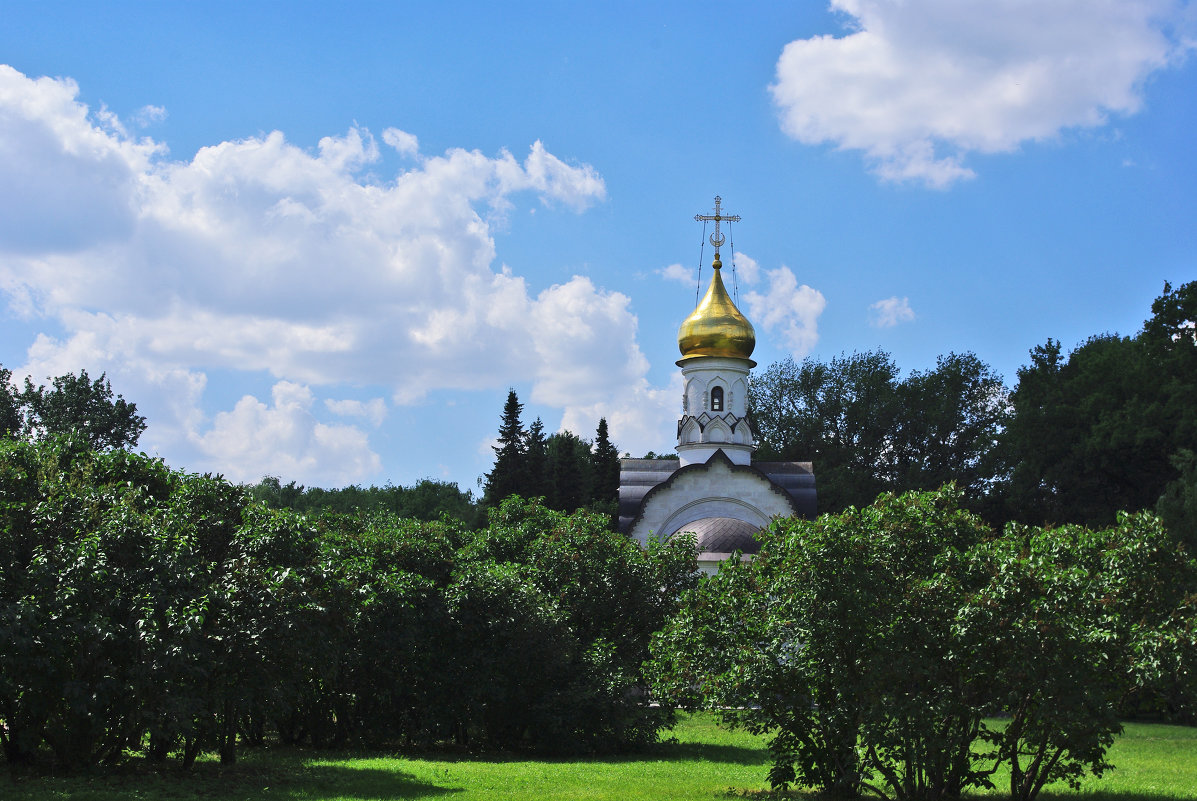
524, 417, 549, 500
483, 389, 527, 507
546, 431, 591, 512
591, 418, 620, 506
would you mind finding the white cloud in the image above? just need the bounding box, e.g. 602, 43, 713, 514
192, 381, 381, 485
528, 276, 649, 408
132, 104, 167, 127
382, 126, 419, 157
730, 252, 761, 285
869, 295, 915, 327
521, 140, 606, 211
658, 262, 697, 288
770, 0, 1195, 187
558, 373, 682, 459
325, 397, 387, 427
0, 65, 645, 484
744, 266, 827, 357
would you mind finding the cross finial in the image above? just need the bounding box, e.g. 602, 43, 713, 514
694, 195, 740, 261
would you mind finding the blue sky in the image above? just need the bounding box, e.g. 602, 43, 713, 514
2, 1, 1195, 493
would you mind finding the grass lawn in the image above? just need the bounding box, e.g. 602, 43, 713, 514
4, 716, 1195, 801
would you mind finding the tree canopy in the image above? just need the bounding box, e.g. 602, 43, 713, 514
749, 350, 1008, 516
0, 435, 697, 769
1000, 280, 1197, 531
0, 366, 146, 451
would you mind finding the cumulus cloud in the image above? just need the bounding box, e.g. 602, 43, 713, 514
192, 382, 381, 485
770, 0, 1196, 187
869, 295, 916, 327
744, 266, 827, 357
0, 65, 641, 485
558, 373, 683, 460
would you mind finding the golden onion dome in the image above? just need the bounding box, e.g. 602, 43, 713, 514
677, 254, 756, 364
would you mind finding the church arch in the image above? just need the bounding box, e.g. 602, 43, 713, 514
710, 385, 724, 412
659, 496, 776, 543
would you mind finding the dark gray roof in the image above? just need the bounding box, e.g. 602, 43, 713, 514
617, 458, 680, 532
672, 517, 762, 555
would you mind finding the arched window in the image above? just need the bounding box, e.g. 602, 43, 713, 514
710, 385, 724, 412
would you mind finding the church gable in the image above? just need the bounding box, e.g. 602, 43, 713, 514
626, 450, 798, 546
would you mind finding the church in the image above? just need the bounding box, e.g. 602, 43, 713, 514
618, 198, 816, 573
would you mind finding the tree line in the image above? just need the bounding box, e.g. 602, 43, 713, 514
246, 475, 483, 528
0, 435, 698, 769
749, 280, 1197, 551
481, 389, 621, 522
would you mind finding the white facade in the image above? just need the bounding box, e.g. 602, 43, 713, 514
676, 356, 754, 466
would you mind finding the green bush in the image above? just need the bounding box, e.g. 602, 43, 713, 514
650, 488, 1197, 801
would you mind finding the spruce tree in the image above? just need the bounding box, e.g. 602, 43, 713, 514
483, 389, 527, 507
524, 417, 549, 500
546, 431, 591, 512
591, 417, 621, 506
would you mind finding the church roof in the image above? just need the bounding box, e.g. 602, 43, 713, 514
672, 516, 762, 555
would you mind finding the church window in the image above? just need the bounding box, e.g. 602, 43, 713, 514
711, 386, 724, 412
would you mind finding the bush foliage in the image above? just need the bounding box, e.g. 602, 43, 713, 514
0, 436, 698, 769
650, 488, 1197, 801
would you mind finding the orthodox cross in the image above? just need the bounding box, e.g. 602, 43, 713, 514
694, 195, 740, 258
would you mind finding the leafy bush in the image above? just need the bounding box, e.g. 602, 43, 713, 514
650, 488, 1197, 801
0, 441, 695, 768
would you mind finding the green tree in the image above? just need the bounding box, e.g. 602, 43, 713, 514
15, 369, 146, 450
1001, 283, 1197, 527
749, 350, 901, 512
651, 488, 1196, 800
546, 431, 591, 512
468, 496, 699, 751
751, 351, 1010, 517
968, 513, 1194, 801
893, 352, 1010, 505
651, 488, 993, 798
524, 417, 549, 500
1158, 449, 1197, 554
482, 389, 527, 507
0, 366, 19, 437
591, 417, 620, 506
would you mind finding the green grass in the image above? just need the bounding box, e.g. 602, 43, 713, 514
4, 717, 1195, 801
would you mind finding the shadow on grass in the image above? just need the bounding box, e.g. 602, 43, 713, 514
661, 741, 772, 767
277, 762, 462, 800
5, 756, 462, 801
